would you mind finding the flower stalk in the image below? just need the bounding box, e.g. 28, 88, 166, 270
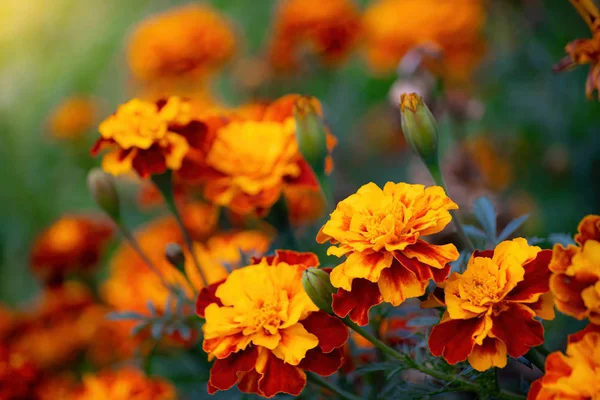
151, 171, 209, 288
307, 372, 362, 400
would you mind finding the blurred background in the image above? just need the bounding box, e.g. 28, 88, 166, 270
0, 0, 598, 327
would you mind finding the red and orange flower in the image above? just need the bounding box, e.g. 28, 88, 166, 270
91, 97, 208, 178
428, 238, 554, 371
48, 96, 97, 140
196, 94, 336, 216
317, 182, 459, 326
127, 4, 236, 84
549, 214, 600, 324
528, 324, 600, 400
197, 250, 348, 398
30, 214, 113, 284
267, 0, 361, 71
76, 367, 176, 400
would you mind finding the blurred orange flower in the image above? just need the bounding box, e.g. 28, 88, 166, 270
48, 97, 97, 140
30, 215, 113, 285
555, 0, 600, 99
76, 368, 176, 400
0, 346, 39, 400
91, 97, 209, 178
197, 250, 348, 397
267, 0, 361, 71
284, 185, 327, 226
317, 182, 459, 325
127, 4, 236, 83
528, 324, 600, 400
549, 214, 600, 324
198, 94, 336, 216
428, 239, 554, 371
362, 0, 485, 82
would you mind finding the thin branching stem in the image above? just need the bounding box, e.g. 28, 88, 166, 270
307, 372, 362, 400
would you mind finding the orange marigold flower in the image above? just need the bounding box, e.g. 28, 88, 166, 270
30, 214, 113, 285
428, 239, 554, 371
528, 324, 600, 400
362, 0, 485, 81
198, 94, 336, 216
267, 0, 361, 71
91, 97, 208, 178
317, 182, 459, 326
127, 4, 236, 83
284, 186, 327, 226
76, 368, 176, 400
0, 347, 39, 400
197, 250, 348, 398
102, 217, 273, 315
48, 96, 97, 140
549, 214, 600, 324
554, 0, 600, 99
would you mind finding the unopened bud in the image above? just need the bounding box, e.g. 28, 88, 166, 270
165, 243, 186, 272
87, 168, 120, 221
293, 96, 328, 176
302, 268, 337, 314
400, 93, 439, 166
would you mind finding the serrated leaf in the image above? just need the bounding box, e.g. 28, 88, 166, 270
462, 224, 488, 240
356, 362, 403, 374
548, 233, 576, 247
151, 321, 164, 340
497, 214, 529, 243
147, 301, 157, 316
105, 311, 146, 321
527, 236, 546, 245
473, 197, 497, 243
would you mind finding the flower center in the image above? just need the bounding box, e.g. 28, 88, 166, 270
245, 291, 288, 335
460, 272, 501, 307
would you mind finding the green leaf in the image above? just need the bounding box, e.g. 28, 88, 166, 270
497, 214, 530, 242
462, 225, 488, 240
406, 316, 440, 327
105, 311, 146, 321
548, 233, 576, 247
473, 197, 497, 244
355, 362, 404, 374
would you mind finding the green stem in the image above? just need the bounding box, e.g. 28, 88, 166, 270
427, 161, 475, 253
306, 372, 362, 400
317, 172, 335, 213
344, 317, 526, 400
152, 172, 209, 288
144, 342, 158, 376
526, 348, 546, 372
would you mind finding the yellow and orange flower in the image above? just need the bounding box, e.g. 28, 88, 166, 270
428, 239, 554, 371
197, 250, 348, 398
127, 4, 236, 83
267, 0, 361, 71
362, 0, 485, 82
76, 368, 176, 400
317, 182, 459, 326
554, 0, 600, 99
549, 214, 600, 324
48, 96, 97, 140
30, 215, 113, 284
91, 97, 209, 178
102, 216, 273, 315
528, 324, 600, 400
196, 94, 336, 216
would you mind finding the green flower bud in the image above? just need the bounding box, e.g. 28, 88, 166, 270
87, 168, 121, 221
165, 243, 186, 272
400, 93, 439, 166
302, 267, 337, 314
293, 96, 328, 176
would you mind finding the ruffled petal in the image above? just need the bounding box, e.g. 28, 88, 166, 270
467, 337, 507, 371
208, 347, 259, 393
575, 214, 600, 245
301, 311, 349, 353
401, 241, 459, 270
506, 249, 552, 303
428, 315, 485, 364
256, 350, 307, 398
196, 280, 224, 318
377, 260, 429, 306
332, 279, 383, 326
490, 303, 544, 358
271, 323, 318, 366
298, 347, 344, 376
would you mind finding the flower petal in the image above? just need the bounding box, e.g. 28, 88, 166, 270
298, 347, 344, 376
271, 323, 318, 366
256, 351, 307, 398
428, 315, 485, 364
575, 214, 600, 245
401, 241, 459, 270
301, 311, 349, 353
196, 280, 224, 318
377, 260, 429, 306
272, 250, 320, 267
208, 346, 259, 393
549, 272, 595, 320
467, 337, 507, 371
506, 249, 552, 303
490, 303, 544, 358
332, 279, 383, 326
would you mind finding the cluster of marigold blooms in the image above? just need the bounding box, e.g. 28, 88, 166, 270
21, 1, 600, 400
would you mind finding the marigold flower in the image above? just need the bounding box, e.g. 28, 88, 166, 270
267, 0, 361, 71
198, 94, 336, 216
91, 97, 208, 178
127, 4, 236, 83
0, 347, 39, 400
197, 250, 348, 397
76, 368, 176, 400
317, 182, 459, 325
549, 214, 600, 324
362, 0, 485, 81
554, 0, 600, 99
102, 217, 273, 315
48, 96, 97, 140
30, 215, 113, 284
528, 324, 600, 400
428, 239, 554, 371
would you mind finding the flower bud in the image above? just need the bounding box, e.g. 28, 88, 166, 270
87, 168, 121, 221
400, 93, 439, 166
165, 243, 186, 272
302, 267, 337, 314
293, 96, 328, 176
